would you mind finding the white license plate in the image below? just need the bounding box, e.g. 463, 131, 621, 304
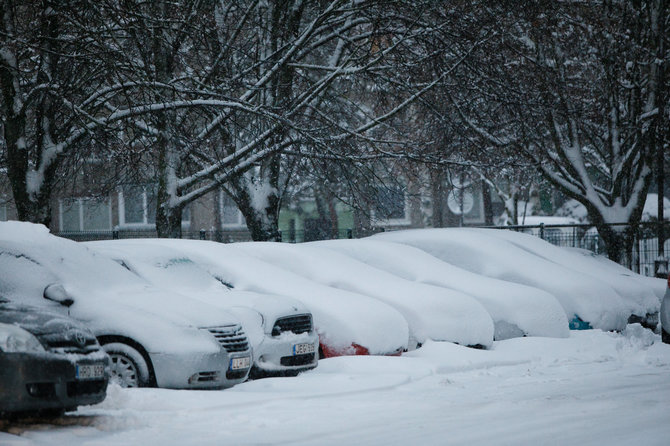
230, 356, 251, 370
76, 364, 105, 380
293, 343, 316, 355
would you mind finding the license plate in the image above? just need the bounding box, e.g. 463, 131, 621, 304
293, 343, 315, 355
76, 364, 105, 380
230, 356, 251, 370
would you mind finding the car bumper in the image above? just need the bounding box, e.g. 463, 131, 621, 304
150, 350, 252, 389
250, 334, 319, 377
0, 353, 109, 414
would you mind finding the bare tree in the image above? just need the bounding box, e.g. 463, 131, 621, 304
448, 0, 669, 263
113, 0, 484, 239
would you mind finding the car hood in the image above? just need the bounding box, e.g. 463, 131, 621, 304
217, 290, 310, 324
68, 285, 242, 330
0, 301, 92, 336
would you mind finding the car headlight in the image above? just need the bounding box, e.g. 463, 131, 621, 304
0, 323, 46, 353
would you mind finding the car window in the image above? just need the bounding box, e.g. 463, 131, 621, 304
136, 257, 229, 292
0, 249, 59, 304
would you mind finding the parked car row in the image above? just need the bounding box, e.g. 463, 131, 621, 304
0, 222, 320, 416
2, 221, 667, 417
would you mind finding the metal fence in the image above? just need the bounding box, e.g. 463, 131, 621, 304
56, 227, 382, 244
55, 221, 670, 277
494, 221, 670, 277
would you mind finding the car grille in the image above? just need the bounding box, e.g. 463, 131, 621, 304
226, 369, 248, 380
66, 380, 107, 397
192, 371, 220, 383
38, 331, 101, 355
205, 325, 250, 353
280, 353, 316, 367
271, 314, 313, 337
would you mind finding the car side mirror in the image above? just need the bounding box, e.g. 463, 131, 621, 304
43, 283, 75, 307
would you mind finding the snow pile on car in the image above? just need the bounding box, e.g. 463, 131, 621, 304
232, 241, 495, 348
313, 238, 569, 340
374, 228, 646, 331
94, 238, 411, 356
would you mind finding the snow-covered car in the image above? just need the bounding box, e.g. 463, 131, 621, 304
0, 298, 109, 417
103, 239, 410, 358
374, 228, 643, 332
86, 240, 319, 377
0, 222, 252, 389
477, 228, 661, 329
562, 247, 667, 302
312, 239, 569, 340
662, 272, 670, 344
233, 242, 495, 349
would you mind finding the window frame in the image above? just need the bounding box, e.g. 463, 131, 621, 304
219, 190, 246, 228
58, 197, 112, 232
370, 184, 411, 226
118, 185, 191, 229
118, 186, 154, 227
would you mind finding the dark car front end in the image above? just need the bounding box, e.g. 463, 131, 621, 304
0, 299, 109, 416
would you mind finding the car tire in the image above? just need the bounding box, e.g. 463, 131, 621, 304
103, 342, 150, 388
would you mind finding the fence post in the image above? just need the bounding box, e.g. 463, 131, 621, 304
277, 230, 282, 242
112, 230, 119, 240
199, 229, 206, 240
594, 234, 599, 255
539, 223, 545, 240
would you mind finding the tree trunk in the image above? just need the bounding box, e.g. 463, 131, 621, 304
155, 201, 183, 239
430, 169, 445, 228
1, 0, 59, 227
237, 193, 281, 241
594, 223, 636, 267
230, 155, 282, 242
482, 180, 494, 226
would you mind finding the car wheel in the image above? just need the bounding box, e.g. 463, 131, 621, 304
103, 342, 150, 388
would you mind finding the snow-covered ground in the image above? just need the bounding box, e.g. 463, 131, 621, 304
2, 327, 669, 446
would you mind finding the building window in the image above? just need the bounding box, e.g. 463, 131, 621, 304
119, 185, 156, 226
119, 185, 190, 228
371, 184, 409, 224
220, 191, 245, 227
59, 198, 112, 231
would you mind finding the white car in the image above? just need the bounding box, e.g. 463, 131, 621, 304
0, 222, 252, 389
233, 242, 495, 349
478, 228, 661, 329
374, 228, 642, 332
89, 239, 411, 358
86, 240, 319, 377
312, 238, 569, 340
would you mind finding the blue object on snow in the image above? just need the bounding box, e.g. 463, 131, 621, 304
569, 315, 592, 330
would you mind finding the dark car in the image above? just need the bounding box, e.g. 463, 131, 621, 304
0, 297, 110, 417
